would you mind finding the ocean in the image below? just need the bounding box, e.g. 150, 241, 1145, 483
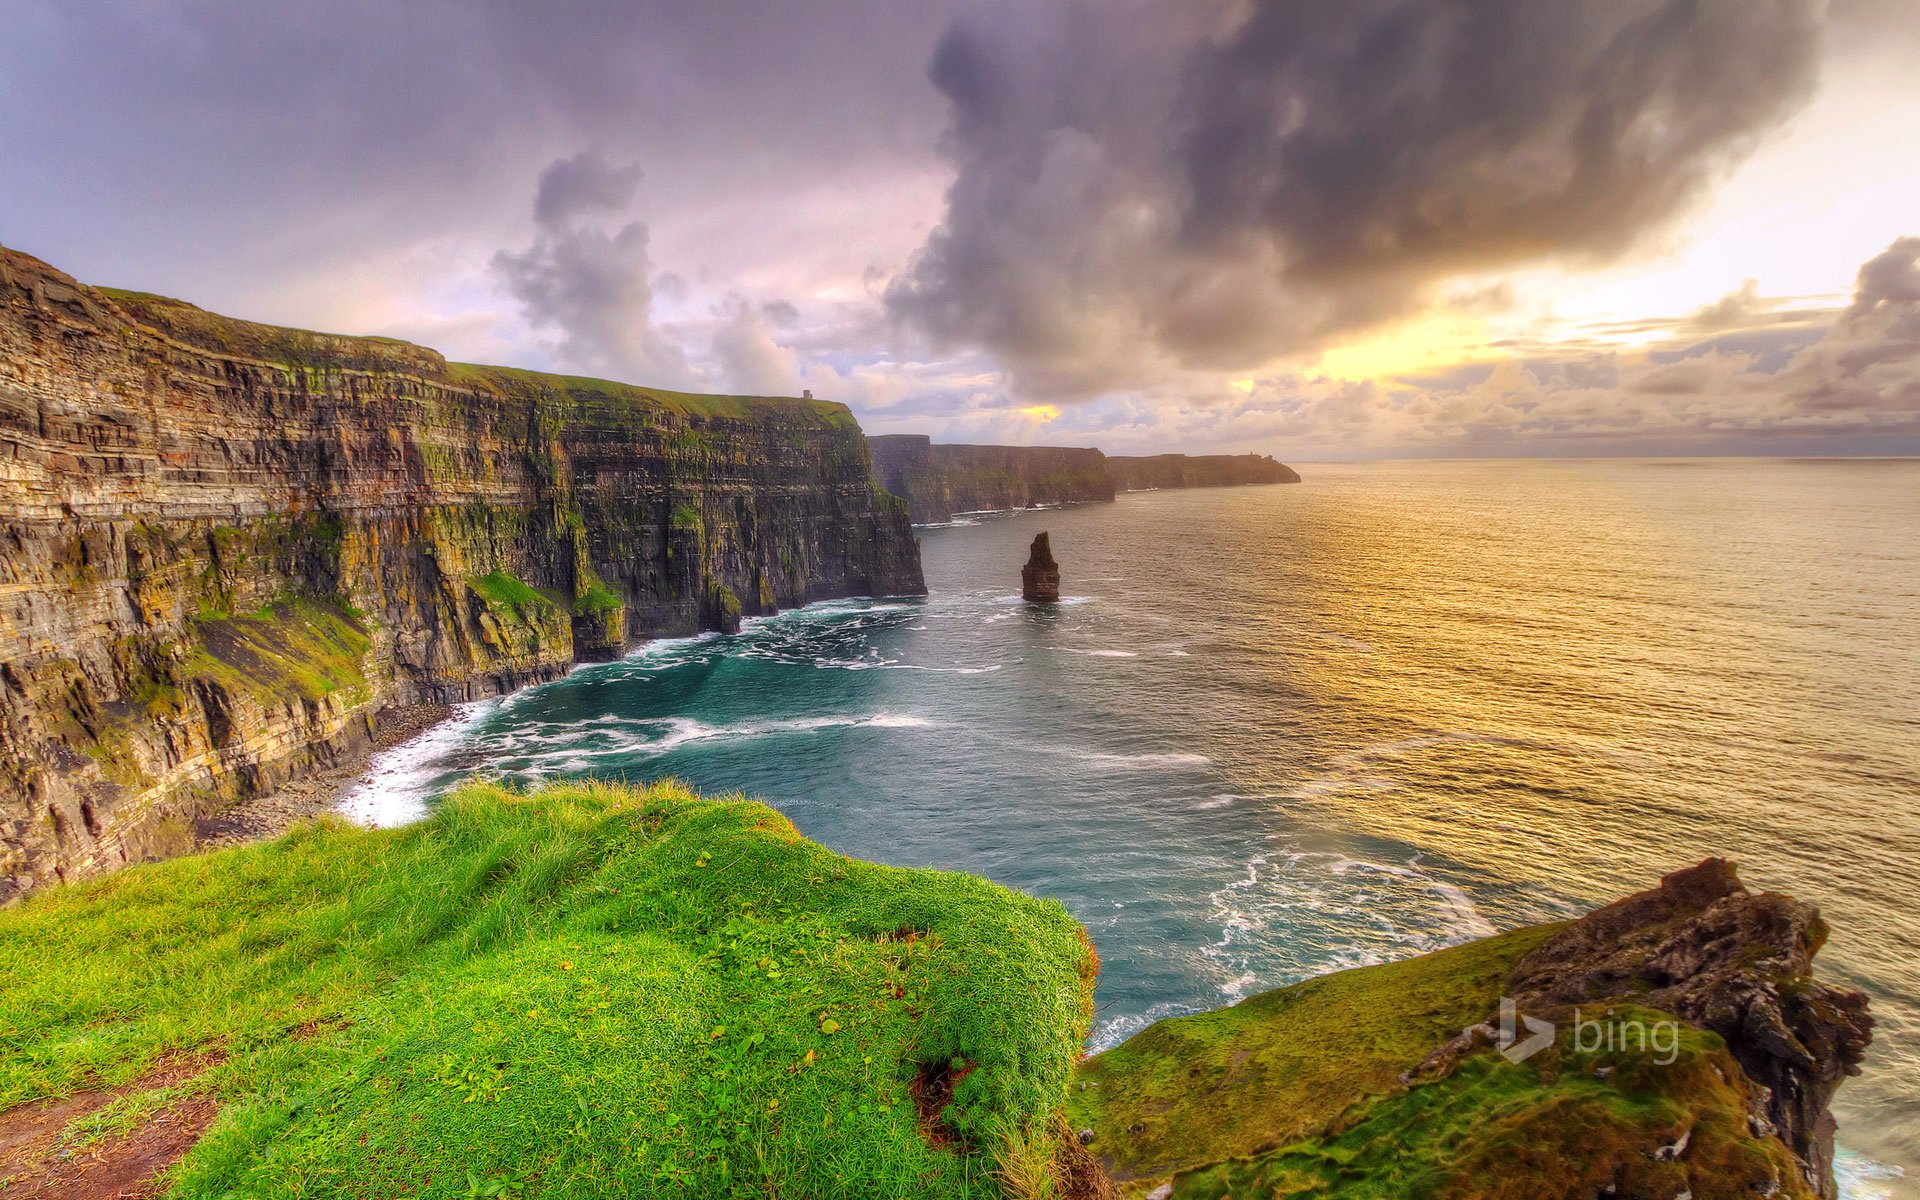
340, 458, 1920, 1196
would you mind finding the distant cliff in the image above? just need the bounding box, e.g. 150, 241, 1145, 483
0, 247, 923, 896
868, 435, 1298, 523
867, 434, 1112, 524
1107, 452, 1300, 490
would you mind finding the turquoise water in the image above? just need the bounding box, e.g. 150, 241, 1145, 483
343, 459, 1920, 1193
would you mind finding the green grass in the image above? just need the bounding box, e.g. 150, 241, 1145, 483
449, 363, 856, 428
1172, 1008, 1809, 1200
188, 598, 372, 705
1067, 925, 1559, 1186
468, 570, 553, 613
94, 279, 852, 432
1072, 926, 1814, 1200
0, 781, 1096, 1198
573, 578, 623, 616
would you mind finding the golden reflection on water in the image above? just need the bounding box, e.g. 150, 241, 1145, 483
1209, 458, 1920, 1178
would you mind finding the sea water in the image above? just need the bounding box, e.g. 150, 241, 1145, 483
341, 458, 1920, 1195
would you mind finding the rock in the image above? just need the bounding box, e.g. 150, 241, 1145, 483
1507, 858, 1872, 1199
1022, 532, 1061, 603
1078, 1127, 1095, 1145
0, 246, 926, 898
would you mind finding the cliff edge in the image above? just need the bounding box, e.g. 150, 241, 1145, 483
0, 246, 923, 897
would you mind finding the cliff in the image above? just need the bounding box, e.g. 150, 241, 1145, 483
1070, 860, 1871, 1200
867, 436, 1300, 523
0, 246, 923, 898
1106, 453, 1300, 490
867, 434, 1113, 523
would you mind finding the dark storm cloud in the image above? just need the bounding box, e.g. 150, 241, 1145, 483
889, 0, 1826, 396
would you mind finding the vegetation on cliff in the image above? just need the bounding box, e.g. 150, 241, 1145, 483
0, 245, 923, 896
0, 781, 1096, 1198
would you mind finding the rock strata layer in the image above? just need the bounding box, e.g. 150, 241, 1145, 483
0, 246, 923, 897
1022, 532, 1061, 603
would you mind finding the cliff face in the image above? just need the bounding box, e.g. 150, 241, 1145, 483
0, 247, 923, 897
867, 434, 1113, 523
1107, 452, 1300, 490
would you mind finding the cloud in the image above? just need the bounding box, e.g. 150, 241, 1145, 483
710, 298, 805, 395
532, 150, 645, 225
492, 152, 693, 385
1780, 236, 1920, 413
1688, 280, 1765, 332
890, 0, 1825, 399
905, 237, 1919, 458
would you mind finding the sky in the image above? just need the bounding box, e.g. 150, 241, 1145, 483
2, 0, 1917, 459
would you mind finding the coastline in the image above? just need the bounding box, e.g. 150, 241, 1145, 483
189, 703, 454, 850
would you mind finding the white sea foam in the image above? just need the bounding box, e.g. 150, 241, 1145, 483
626, 631, 722, 660
334, 700, 499, 828
1836, 1150, 1905, 1200
1077, 750, 1212, 770
1065, 648, 1139, 658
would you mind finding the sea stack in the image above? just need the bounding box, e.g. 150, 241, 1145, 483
1022, 532, 1061, 603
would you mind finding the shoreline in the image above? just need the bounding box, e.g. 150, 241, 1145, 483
190, 703, 455, 850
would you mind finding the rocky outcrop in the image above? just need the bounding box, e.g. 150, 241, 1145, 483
1106, 453, 1299, 491
867, 435, 1113, 524
0, 246, 923, 898
1072, 861, 1870, 1200
1021, 532, 1060, 603
1505, 858, 1873, 1198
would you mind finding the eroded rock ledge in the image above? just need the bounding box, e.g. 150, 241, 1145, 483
0, 246, 923, 897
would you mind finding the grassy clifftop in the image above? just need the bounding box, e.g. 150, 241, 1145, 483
97, 284, 858, 429
0, 782, 1096, 1198
1070, 924, 1824, 1200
